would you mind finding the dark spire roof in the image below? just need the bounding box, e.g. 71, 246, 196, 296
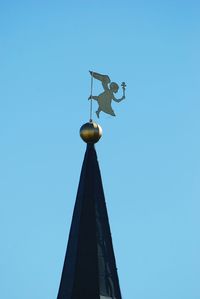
57, 144, 122, 299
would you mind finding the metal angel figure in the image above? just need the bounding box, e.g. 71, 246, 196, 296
89, 71, 126, 118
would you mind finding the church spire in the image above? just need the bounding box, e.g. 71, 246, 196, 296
57, 142, 122, 299
57, 71, 125, 299
57, 143, 121, 299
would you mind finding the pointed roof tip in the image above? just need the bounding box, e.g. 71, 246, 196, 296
57, 142, 122, 299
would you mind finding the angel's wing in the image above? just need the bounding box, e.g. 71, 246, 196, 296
90, 71, 110, 90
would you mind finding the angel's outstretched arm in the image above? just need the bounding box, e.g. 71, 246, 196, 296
89, 71, 110, 90
113, 95, 125, 103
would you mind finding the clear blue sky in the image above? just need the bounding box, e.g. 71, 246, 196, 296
0, 1, 200, 298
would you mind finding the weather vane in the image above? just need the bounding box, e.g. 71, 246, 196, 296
80, 71, 126, 144
88, 71, 126, 120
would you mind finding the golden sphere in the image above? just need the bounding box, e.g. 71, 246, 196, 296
80, 121, 102, 143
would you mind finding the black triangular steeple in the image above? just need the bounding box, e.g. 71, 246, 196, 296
57, 144, 122, 299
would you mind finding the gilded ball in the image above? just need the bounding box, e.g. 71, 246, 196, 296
80, 122, 102, 143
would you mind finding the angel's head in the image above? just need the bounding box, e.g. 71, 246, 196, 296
110, 82, 119, 93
